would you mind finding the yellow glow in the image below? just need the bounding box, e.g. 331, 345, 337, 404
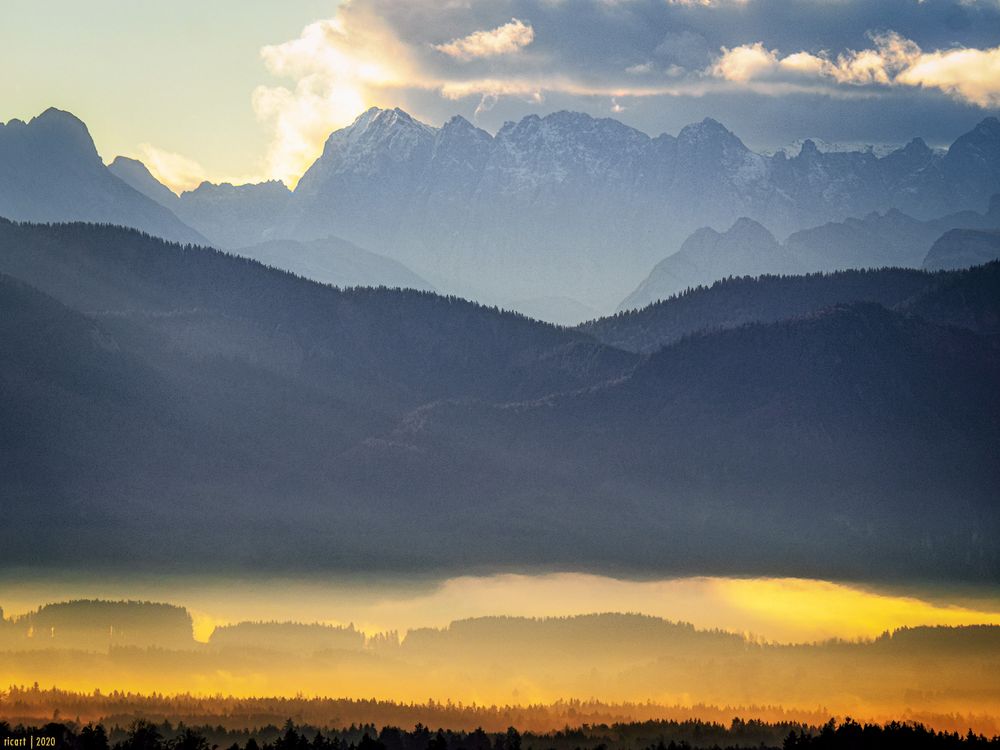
708, 576, 1000, 639
188, 608, 225, 643
4, 573, 998, 645
2, 574, 998, 732
133, 143, 266, 194
253, 7, 423, 188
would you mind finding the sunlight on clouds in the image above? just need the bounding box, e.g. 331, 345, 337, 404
897, 45, 1000, 107
137, 143, 208, 194
434, 18, 535, 61
238, 2, 999, 187
399, 574, 1000, 643
253, 8, 419, 187
135, 143, 266, 194
707, 577, 1000, 640
438, 75, 711, 101
778, 51, 829, 78
711, 42, 778, 82
829, 33, 921, 85
711, 31, 1000, 106
439, 77, 546, 101
247, 2, 723, 186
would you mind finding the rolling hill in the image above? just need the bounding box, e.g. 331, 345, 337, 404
0, 220, 997, 581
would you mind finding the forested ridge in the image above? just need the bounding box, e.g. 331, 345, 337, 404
1, 220, 998, 581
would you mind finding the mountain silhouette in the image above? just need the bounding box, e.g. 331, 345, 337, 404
0, 109, 204, 244
12, 106, 1000, 319
623, 199, 1000, 310
923, 228, 1000, 271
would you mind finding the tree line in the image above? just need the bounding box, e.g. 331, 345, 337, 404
1, 718, 997, 750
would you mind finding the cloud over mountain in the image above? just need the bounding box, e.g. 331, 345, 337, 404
247, 0, 1000, 188
712, 32, 1000, 107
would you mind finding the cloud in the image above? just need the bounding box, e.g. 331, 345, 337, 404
252, 7, 421, 187
710, 32, 1000, 106
245, 0, 1000, 187
135, 145, 265, 194
626, 62, 654, 74
249, 3, 715, 186
137, 144, 209, 194
654, 29, 712, 69
434, 18, 535, 60
711, 42, 778, 82
896, 45, 1000, 107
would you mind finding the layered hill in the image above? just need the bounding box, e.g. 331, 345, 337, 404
586, 268, 940, 354
1, 602, 997, 719
1, 220, 997, 580
0, 220, 635, 572
351, 299, 1000, 582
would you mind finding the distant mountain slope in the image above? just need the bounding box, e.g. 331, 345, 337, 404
108, 156, 180, 208
785, 196, 1000, 271
905, 260, 1000, 335
108, 160, 425, 288
923, 229, 1000, 271
274, 109, 1000, 314
622, 198, 1000, 310
235, 237, 433, 292
108, 157, 293, 249
0, 109, 204, 244
619, 218, 800, 312
1, 221, 997, 582
174, 180, 292, 248
0, 272, 209, 546
584, 268, 938, 353
0, 220, 633, 408
350, 299, 1000, 582
0, 220, 637, 571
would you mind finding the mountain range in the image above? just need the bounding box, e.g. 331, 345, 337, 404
1, 219, 996, 581
0, 109, 204, 245
5, 106, 1000, 321
620, 198, 1000, 310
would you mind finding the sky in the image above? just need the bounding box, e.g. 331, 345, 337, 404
3, 0, 1000, 190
